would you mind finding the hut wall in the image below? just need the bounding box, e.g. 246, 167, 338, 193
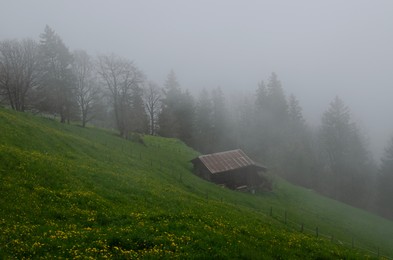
210, 167, 258, 188
192, 160, 211, 181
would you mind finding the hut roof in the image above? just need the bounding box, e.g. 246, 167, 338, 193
192, 149, 266, 174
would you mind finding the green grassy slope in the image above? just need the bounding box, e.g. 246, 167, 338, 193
0, 108, 392, 259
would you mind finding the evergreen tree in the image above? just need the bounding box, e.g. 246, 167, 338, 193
255, 80, 268, 110
194, 89, 213, 152
319, 96, 372, 206
283, 94, 316, 188
253, 81, 269, 158
129, 84, 148, 133
248, 81, 269, 160
288, 94, 305, 128
233, 95, 255, 152
176, 90, 195, 146
158, 71, 195, 145
321, 96, 352, 174
211, 87, 230, 151
266, 72, 288, 122
377, 137, 393, 218
158, 70, 182, 137
261, 73, 289, 171
37, 25, 75, 123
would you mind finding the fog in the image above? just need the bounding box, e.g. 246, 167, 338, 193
1, 0, 393, 159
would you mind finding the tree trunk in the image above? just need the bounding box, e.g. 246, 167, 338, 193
150, 111, 155, 135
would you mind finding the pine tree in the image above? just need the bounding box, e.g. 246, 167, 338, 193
284, 94, 316, 188
233, 95, 255, 152
129, 84, 148, 133
255, 80, 268, 110
176, 90, 195, 146
158, 70, 182, 137
266, 72, 288, 121
377, 137, 393, 218
288, 94, 305, 128
321, 96, 352, 172
157, 71, 195, 145
211, 87, 230, 151
319, 96, 372, 206
37, 25, 75, 123
262, 73, 289, 170
253, 80, 269, 158
194, 89, 213, 152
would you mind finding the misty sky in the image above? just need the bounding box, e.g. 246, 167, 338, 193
1, 0, 393, 159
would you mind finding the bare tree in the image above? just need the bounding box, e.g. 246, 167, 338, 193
96, 53, 144, 138
0, 39, 41, 111
72, 50, 100, 127
143, 82, 161, 135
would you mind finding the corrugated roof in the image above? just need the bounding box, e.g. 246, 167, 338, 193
195, 149, 261, 174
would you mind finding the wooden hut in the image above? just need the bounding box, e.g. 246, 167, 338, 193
191, 149, 268, 191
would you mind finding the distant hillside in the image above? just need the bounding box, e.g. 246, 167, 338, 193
0, 108, 392, 259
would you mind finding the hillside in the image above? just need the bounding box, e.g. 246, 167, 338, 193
0, 108, 392, 259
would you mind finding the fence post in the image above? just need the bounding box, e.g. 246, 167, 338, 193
300, 223, 304, 232
316, 227, 319, 238
330, 235, 334, 243
351, 237, 354, 248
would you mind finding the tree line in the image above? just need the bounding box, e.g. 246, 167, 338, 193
1, 26, 393, 220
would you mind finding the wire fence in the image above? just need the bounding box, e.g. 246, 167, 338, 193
260, 206, 391, 259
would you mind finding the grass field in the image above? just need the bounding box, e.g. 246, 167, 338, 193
0, 108, 392, 259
